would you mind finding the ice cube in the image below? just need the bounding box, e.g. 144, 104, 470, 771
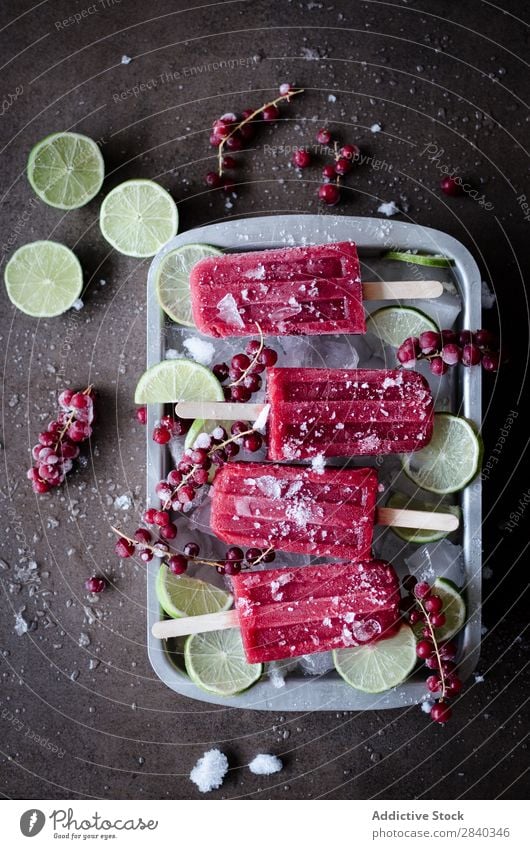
405, 539, 464, 586
298, 651, 334, 675
308, 336, 360, 369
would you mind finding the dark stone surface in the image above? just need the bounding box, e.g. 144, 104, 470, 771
0, 0, 528, 800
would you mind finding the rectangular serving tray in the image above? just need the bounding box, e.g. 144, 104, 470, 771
146, 214, 482, 711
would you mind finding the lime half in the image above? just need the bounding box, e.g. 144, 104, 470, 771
27, 132, 104, 209
134, 359, 224, 404
402, 413, 482, 494
100, 179, 178, 257
155, 243, 223, 326
366, 306, 438, 347
387, 492, 461, 544
384, 250, 454, 268
156, 567, 233, 619
185, 629, 263, 696
333, 624, 417, 693
431, 578, 466, 641
4, 241, 83, 317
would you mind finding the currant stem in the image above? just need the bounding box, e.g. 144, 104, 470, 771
217, 88, 304, 176
110, 526, 224, 570
250, 545, 275, 567
229, 322, 264, 388
55, 384, 93, 449
417, 598, 447, 700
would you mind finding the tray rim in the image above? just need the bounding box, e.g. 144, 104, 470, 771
145, 213, 482, 712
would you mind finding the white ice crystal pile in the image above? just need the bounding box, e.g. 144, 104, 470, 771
248, 754, 283, 775
190, 749, 229, 793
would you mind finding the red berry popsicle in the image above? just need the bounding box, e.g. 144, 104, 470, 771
152, 559, 402, 663
189, 241, 442, 337
210, 462, 459, 559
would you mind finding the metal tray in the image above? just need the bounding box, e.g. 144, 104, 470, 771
145, 214, 482, 711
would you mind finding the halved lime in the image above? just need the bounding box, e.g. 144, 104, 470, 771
432, 577, 466, 641
387, 492, 461, 544
383, 250, 454, 268
4, 241, 83, 317
156, 567, 233, 619
402, 413, 482, 494
134, 359, 224, 404
155, 243, 223, 326
333, 624, 417, 693
366, 306, 438, 347
100, 179, 178, 257
185, 629, 263, 696
27, 132, 105, 209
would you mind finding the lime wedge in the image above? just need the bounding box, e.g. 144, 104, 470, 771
4, 241, 83, 317
100, 179, 178, 257
134, 359, 224, 404
333, 624, 417, 693
387, 492, 461, 544
155, 243, 223, 326
383, 250, 454, 268
185, 629, 262, 696
27, 132, 104, 209
432, 578, 466, 641
366, 306, 438, 347
402, 413, 482, 494
156, 567, 233, 619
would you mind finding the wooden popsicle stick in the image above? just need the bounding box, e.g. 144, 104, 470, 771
362, 280, 443, 300
377, 507, 459, 533
152, 608, 238, 640
175, 400, 263, 421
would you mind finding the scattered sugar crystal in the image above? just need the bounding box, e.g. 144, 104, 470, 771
244, 264, 266, 280
217, 293, 244, 328
481, 280, 496, 309
78, 632, 91, 648
370, 122, 382, 133
311, 454, 326, 474
72, 299, 84, 311
183, 336, 215, 366
248, 754, 283, 775
421, 698, 434, 714
255, 475, 282, 500
474, 674, 485, 683
378, 201, 400, 217
190, 748, 228, 793
165, 348, 183, 360
328, 93, 336, 102
14, 610, 29, 636
114, 493, 132, 510
121, 54, 132, 64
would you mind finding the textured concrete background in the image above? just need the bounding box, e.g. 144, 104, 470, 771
0, 0, 528, 800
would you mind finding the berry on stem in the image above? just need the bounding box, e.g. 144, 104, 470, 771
318, 183, 341, 205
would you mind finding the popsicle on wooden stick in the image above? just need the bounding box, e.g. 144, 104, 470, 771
189, 241, 442, 338
210, 462, 459, 560
176, 367, 435, 460
152, 559, 402, 663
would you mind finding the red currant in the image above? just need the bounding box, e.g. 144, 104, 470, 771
115, 538, 135, 558
462, 343, 482, 366
334, 157, 352, 175
205, 171, 223, 188
316, 128, 332, 145
168, 555, 187, 574
262, 104, 279, 121
153, 426, 172, 445
340, 144, 360, 160
440, 176, 462, 197
318, 183, 340, 205
85, 576, 106, 593
136, 406, 147, 425
430, 700, 452, 723
292, 149, 312, 168
416, 640, 433, 659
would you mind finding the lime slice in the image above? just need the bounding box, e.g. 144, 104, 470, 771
402, 413, 482, 494
4, 241, 83, 317
431, 578, 466, 641
27, 132, 105, 209
155, 243, 223, 326
387, 492, 461, 544
366, 306, 438, 347
383, 250, 454, 268
185, 417, 233, 482
185, 629, 262, 696
156, 567, 233, 619
134, 359, 224, 404
100, 179, 178, 257
333, 624, 417, 693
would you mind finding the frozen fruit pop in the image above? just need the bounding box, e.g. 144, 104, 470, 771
267, 367, 434, 459
211, 462, 378, 560
176, 368, 434, 459
210, 462, 458, 559
189, 241, 442, 337
152, 560, 402, 663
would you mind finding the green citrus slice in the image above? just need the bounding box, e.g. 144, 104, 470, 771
366, 306, 438, 347
383, 250, 454, 268
4, 241, 83, 317
402, 413, 482, 494
155, 243, 223, 326
387, 492, 461, 544
333, 624, 417, 693
184, 629, 263, 696
27, 132, 104, 209
431, 577, 466, 641
156, 567, 233, 619
134, 359, 224, 404
100, 179, 178, 257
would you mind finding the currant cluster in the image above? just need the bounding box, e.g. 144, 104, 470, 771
402, 576, 462, 724
205, 83, 304, 190
397, 328, 500, 375
213, 336, 278, 402
152, 413, 192, 446
113, 528, 275, 577
290, 127, 361, 206
27, 387, 94, 494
